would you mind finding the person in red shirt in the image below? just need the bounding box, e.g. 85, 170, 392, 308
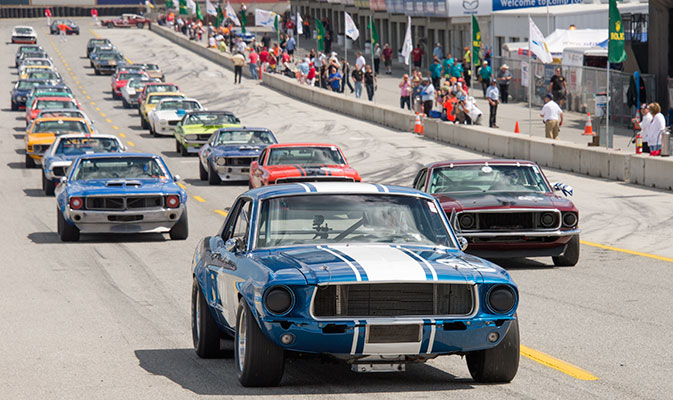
45, 7, 52, 26
412, 44, 423, 68
382, 43, 393, 75
307, 63, 316, 86
248, 48, 259, 79
259, 47, 269, 72
91, 8, 98, 25
286, 19, 294, 36
443, 92, 457, 122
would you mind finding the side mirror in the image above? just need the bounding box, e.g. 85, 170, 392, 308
552, 182, 574, 197
173, 174, 181, 182
224, 238, 240, 253
59, 176, 67, 184
457, 236, 468, 252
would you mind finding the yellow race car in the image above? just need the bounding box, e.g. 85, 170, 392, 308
139, 91, 185, 130
19, 65, 56, 80
25, 117, 94, 168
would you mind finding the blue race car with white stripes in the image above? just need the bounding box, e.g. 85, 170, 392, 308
191, 182, 520, 387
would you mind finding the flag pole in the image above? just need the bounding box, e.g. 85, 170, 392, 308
344, 11, 347, 82
408, 17, 412, 80
470, 15, 474, 92
606, 58, 610, 148
370, 15, 375, 71
528, 14, 532, 136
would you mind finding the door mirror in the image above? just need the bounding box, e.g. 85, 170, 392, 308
224, 238, 240, 253
59, 176, 67, 184
173, 174, 181, 182
457, 236, 468, 251
552, 182, 574, 196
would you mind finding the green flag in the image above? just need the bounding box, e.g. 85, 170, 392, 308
368, 19, 379, 46
166, 0, 173, 10
240, 9, 247, 34
195, 1, 203, 20
315, 18, 325, 52
179, 0, 188, 15
472, 15, 480, 64
274, 15, 280, 43
608, 0, 626, 63
215, 3, 224, 27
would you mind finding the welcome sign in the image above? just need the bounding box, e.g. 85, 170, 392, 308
492, 0, 583, 12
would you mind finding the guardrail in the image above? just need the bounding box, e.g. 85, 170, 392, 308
148, 24, 673, 192
0, 6, 140, 19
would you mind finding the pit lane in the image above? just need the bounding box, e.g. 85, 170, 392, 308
0, 17, 671, 399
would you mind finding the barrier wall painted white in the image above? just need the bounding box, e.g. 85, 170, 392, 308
150, 25, 673, 191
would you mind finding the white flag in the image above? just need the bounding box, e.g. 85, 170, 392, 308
205, 0, 217, 16
401, 16, 413, 65
225, 2, 240, 26
186, 0, 196, 14
344, 12, 359, 41
529, 17, 553, 64
255, 9, 277, 28
296, 12, 303, 35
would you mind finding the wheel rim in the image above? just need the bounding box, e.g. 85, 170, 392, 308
237, 307, 247, 371
194, 292, 201, 341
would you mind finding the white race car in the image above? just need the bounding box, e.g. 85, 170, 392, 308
147, 98, 203, 136
121, 78, 160, 109
12, 26, 37, 44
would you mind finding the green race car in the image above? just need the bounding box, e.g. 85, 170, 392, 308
173, 110, 241, 156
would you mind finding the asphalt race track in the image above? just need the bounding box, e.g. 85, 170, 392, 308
1, 18, 672, 399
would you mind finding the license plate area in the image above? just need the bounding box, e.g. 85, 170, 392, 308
108, 215, 144, 222
366, 324, 421, 344
241, 168, 249, 173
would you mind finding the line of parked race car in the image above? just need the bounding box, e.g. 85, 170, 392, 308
8, 26, 584, 388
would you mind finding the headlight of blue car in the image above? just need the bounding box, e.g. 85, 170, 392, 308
216, 157, 226, 166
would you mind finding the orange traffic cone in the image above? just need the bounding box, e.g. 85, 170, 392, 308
514, 121, 520, 134
414, 113, 424, 135
583, 113, 594, 136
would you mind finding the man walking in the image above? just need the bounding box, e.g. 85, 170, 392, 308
355, 52, 366, 72
486, 79, 500, 128
382, 43, 393, 75
478, 60, 492, 97
429, 58, 442, 89
232, 51, 245, 84
549, 67, 568, 109
540, 94, 564, 139
248, 48, 259, 80
496, 64, 512, 103
412, 44, 423, 68
352, 66, 363, 99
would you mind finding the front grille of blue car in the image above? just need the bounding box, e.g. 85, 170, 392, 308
225, 157, 256, 166
84, 196, 163, 210
313, 283, 474, 318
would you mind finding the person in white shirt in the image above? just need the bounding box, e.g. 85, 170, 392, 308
540, 94, 564, 139
633, 103, 652, 152
647, 102, 666, 152
355, 52, 366, 72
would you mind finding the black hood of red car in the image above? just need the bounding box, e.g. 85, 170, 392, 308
435, 191, 575, 212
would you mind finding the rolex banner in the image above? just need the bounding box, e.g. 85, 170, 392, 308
608, 0, 626, 63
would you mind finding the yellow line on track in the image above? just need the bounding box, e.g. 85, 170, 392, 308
81, 90, 87, 94
95, 107, 101, 111
100, 112, 106, 117
119, 133, 126, 138
213, 210, 228, 217
90, 101, 96, 105
125, 57, 133, 64
520, 345, 599, 381
192, 196, 206, 203
127, 141, 135, 147
112, 125, 118, 130
105, 118, 112, 123
176, 182, 186, 189
581, 240, 673, 263
90, 29, 101, 39
66, 67, 71, 71
86, 96, 91, 100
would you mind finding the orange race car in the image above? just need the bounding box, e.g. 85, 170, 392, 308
24, 117, 94, 168
248, 143, 361, 188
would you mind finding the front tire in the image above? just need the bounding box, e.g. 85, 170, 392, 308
122, 98, 129, 109
192, 278, 225, 358
235, 299, 285, 387
553, 235, 580, 267
43, 172, 55, 196
11, 100, 17, 111
169, 210, 188, 240
57, 207, 80, 242
140, 116, 149, 129
25, 154, 36, 169
466, 316, 520, 383
208, 163, 221, 185
137, 22, 145, 29
107, 23, 114, 29
199, 160, 208, 181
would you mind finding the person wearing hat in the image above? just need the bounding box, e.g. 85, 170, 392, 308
540, 93, 564, 140
420, 78, 436, 117
231, 51, 246, 84
496, 64, 512, 103
485, 79, 500, 128
429, 58, 443, 89
478, 60, 492, 97
632, 103, 652, 152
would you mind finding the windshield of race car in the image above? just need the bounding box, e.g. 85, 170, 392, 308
146, 85, 179, 94
144, 64, 160, 71
22, 51, 47, 59
128, 79, 151, 89
214, 130, 274, 145
97, 52, 120, 60
15, 28, 33, 35
36, 100, 77, 109
55, 138, 120, 155
72, 157, 168, 180
17, 81, 42, 90
157, 100, 200, 111
148, 95, 183, 104
267, 146, 345, 166
27, 71, 59, 80
118, 72, 146, 81
429, 165, 551, 194
23, 59, 52, 67
34, 120, 89, 134
185, 113, 238, 125
255, 194, 454, 248
18, 46, 41, 53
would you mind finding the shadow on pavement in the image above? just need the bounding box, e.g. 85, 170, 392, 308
181, 178, 209, 187
6, 162, 24, 169
13, 134, 24, 139
134, 348, 473, 395
27, 231, 169, 244
486, 257, 553, 270
23, 188, 45, 197
13, 126, 25, 132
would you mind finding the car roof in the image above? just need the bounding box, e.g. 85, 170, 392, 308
265, 143, 343, 149
186, 110, 233, 115
35, 96, 76, 101
14, 26, 34, 30
33, 117, 87, 123
245, 182, 432, 201
54, 133, 118, 140
38, 108, 83, 114
157, 97, 198, 103
425, 159, 539, 168
76, 152, 159, 160
148, 92, 184, 97
217, 127, 269, 132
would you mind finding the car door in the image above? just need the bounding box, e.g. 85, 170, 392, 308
207, 198, 253, 326
412, 168, 428, 191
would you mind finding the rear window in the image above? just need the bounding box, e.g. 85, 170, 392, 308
147, 85, 179, 94
149, 95, 183, 104
34, 120, 89, 134
17, 81, 41, 90
36, 100, 77, 109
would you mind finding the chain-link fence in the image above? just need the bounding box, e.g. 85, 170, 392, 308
490, 56, 656, 126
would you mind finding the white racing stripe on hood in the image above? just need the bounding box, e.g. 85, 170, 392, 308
319, 246, 362, 281
332, 245, 427, 281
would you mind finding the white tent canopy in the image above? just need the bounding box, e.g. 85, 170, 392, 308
504, 28, 608, 58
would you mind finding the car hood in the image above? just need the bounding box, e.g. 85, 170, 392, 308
256, 244, 510, 285
181, 123, 240, 134
66, 178, 181, 196
13, 88, 31, 96
265, 164, 355, 177
211, 144, 265, 157
435, 191, 575, 212
153, 110, 183, 120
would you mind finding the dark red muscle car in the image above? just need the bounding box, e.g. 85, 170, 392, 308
101, 14, 150, 29
413, 159, 580, 266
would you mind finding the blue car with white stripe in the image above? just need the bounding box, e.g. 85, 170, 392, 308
191, 182, 520, 387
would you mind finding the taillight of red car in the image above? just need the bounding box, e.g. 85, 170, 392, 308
69, 197, 84, 210
165, 195, 180, 208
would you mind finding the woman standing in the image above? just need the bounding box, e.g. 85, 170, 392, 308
648, 102, 666, 153
364, 65, 377, 101
399, 74, 411, 110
